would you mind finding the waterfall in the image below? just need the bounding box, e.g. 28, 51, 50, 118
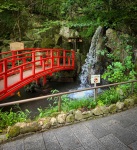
68, 26, 103, 99
80, 26, 103, 87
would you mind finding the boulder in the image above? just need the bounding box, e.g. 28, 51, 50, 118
8, 126, 20, 138
82, 111, 92, 119
66, 114, 75, 123
57, 113, 67, 124
19, 121, 42, 134
124, 99, 134, 107
109, 104, 117, 113
100, 106, 109, 114
92, 106, 103, 116
75, 110, 83, 121
50, 117, 57, 126
116, 102, 125, 110
38, 118, 51, 129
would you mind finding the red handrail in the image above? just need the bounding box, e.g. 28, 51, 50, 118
0, 48, 75, 100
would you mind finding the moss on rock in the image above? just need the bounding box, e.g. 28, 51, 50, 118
8, 126, 20, 138
109, 104, 117, 113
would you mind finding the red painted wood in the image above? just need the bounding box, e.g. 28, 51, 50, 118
0, 48, 75, 100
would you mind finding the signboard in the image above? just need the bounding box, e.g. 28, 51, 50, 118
10, 42, 24, 50
91, 75, 100, 84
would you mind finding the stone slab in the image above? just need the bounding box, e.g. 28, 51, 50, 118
24, 133, 46, 150
54, 126, 82, 150
99, 134, 130, 150
128, 141, 137, 150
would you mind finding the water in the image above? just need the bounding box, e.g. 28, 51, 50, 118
80, 26, 103, 87
69, 26, 103, 99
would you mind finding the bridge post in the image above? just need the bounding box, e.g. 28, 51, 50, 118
57, 51, 60, 66
32, 52, 35, 75
0, 63, 2, 72
63, 50, 66, 66
51, 50, 53, 68
4, 59, 7, 89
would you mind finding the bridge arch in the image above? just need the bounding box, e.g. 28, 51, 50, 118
0, 48, 75, 100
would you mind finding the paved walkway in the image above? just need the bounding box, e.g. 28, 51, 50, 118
0, 107, 137, 150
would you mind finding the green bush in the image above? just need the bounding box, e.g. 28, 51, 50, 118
0, 108, 30, 130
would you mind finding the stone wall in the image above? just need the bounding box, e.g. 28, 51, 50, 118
0, 97, 137, 143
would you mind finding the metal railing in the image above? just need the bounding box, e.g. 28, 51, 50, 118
0, 80, 137, 111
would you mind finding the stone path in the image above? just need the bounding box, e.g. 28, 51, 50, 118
1, 107, 137, 150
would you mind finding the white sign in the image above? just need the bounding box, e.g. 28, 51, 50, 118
91, 75, 100, 84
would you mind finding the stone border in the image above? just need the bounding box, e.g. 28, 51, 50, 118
0, 97, 137, 144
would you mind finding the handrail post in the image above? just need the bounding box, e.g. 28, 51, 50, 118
94, 82, 97, 104
4, 59, 7, 89
11, 50, 16, 68
58, 96, 61, 112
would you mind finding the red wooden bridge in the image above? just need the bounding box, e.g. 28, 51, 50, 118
0, 48, 75, 101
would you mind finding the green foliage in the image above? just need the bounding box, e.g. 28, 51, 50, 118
97, 88, 120, 105
0, 107, 30, 130
61, 95, 95, 111
102, 44, 136, 83
37, 106, 58, 118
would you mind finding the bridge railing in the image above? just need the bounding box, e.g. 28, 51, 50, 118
0, 48, 75, 100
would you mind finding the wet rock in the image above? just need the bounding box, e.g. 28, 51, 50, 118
57, 113, 67, 124
66, 114, 75, 123
75, 110, 83, 121
92, 106, 103, 116
109, 104, 117, 113
116, 102, 125, 110
124, 98, 134, 107
8, 126, 20, 138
